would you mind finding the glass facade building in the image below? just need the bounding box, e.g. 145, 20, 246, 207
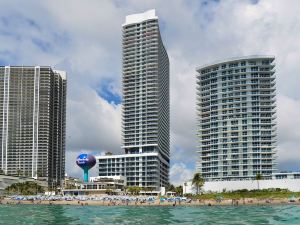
97, 9, 169, 189
122, 9, 169, 162
196, 56, 276, 181
97, 153, 169, 188
0, 66, 67, 187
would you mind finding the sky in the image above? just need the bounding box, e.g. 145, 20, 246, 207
0, 0, 300, 185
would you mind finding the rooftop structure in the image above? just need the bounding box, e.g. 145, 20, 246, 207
123, 9, 158, 26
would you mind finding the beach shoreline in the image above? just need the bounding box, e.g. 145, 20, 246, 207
1, 198, 300, 207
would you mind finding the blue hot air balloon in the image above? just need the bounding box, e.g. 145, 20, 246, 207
76, 154, 96, 182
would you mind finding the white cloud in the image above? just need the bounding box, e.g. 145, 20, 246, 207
277, 95, 300, 171
170, 162, 194, 186
67, 88, 121, 152
169, 49, 198, 165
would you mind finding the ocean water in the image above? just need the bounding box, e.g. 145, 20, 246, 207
0, 205, 299, 225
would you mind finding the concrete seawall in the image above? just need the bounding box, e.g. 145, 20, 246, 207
183, 179, 300, 194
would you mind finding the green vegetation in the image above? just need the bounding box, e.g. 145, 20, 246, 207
192, 173, 205, 194
127, 186, 141, 195
166, 183, 176, 192
175, 185, 183, 196
184, 188, 300, 200
105, 189, 113, 195
142, 187, 155, 192
65, 183, 77, 189
5, 181, 44, 195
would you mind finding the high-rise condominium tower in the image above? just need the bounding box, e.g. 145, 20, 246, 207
0, 66, 67, 187
97, 9, 169, 189
122, 10, 169, 165
196, 56, 276, 181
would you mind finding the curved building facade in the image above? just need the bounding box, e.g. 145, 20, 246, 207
196, 56, 276, 181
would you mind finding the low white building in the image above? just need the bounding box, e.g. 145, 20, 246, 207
89, 176, 126, 187
62, 176, 126, 196
272, 172, 300, 180
183, 172, 300, 194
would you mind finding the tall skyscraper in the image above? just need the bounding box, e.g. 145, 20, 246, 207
0, 66, 67, 187
97, 9, 170, 189
196, 56, 276, 181
122, 10, 169, 171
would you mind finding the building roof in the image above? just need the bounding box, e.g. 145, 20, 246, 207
54, 70, 67, 80
123, 9, 157, 26
96, 152, 159, 159
196, 55, 275, 71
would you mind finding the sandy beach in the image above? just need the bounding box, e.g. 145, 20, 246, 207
1, 197, 300, 207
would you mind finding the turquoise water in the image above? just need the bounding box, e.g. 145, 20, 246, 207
0, 205, 300, 225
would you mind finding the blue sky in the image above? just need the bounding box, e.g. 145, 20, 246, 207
97, 79, 122, 105
1, 0, 300, 184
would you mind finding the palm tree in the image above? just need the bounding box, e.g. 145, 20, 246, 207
167, 184, 176, 192
5, 181, 44, 195
255, 173, 262, 190
127, 186, 141, 195
192, 173, 205, 195
175, 186, 183, 196
134, 186, 141, 195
